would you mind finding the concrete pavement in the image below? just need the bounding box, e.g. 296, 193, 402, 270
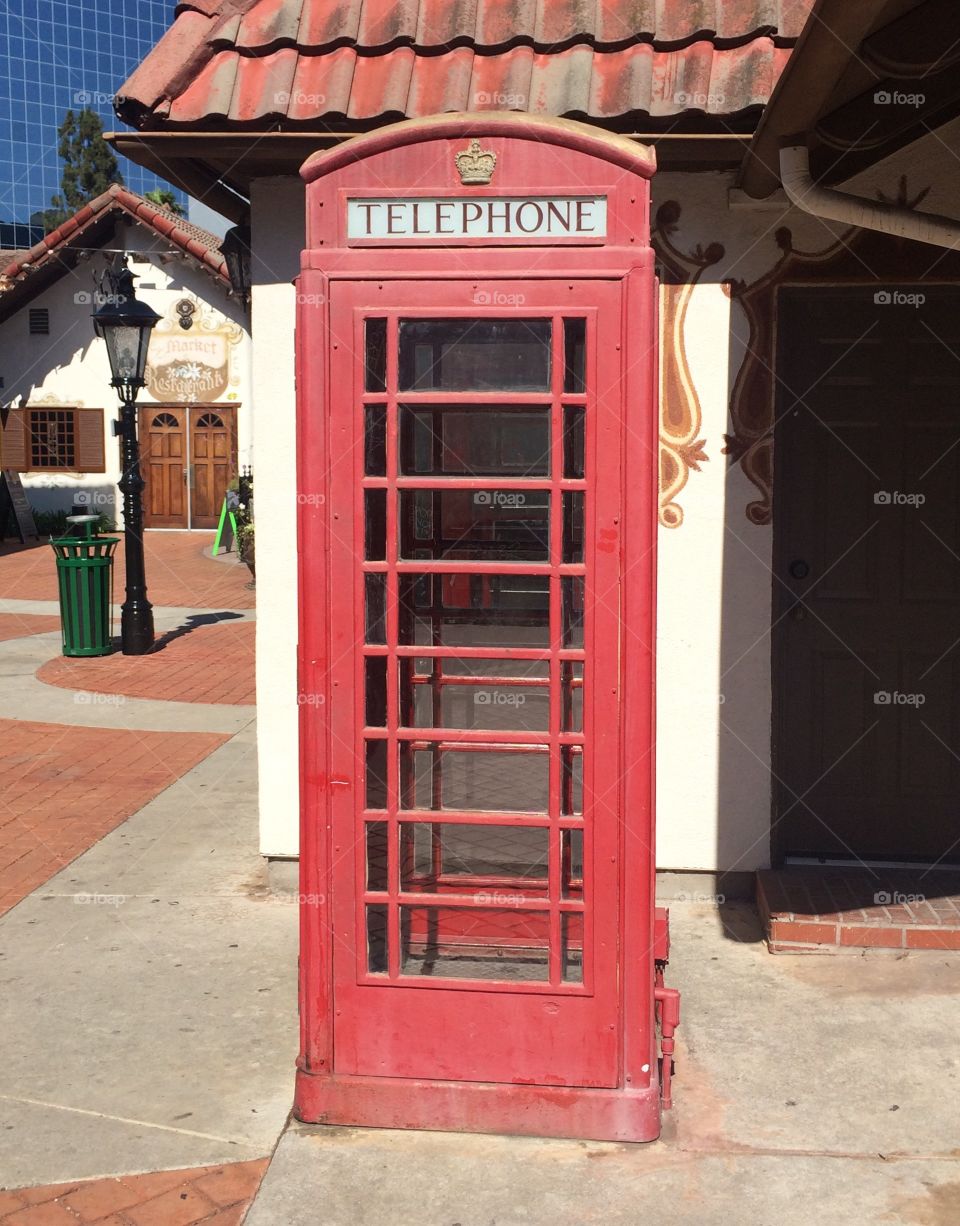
247, 903, 960, 1226
0, 628, 255, 733
0, 724, 298, 1189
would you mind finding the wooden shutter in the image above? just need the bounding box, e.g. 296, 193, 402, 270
76, 409, 106, 473
0, 407, 27, 470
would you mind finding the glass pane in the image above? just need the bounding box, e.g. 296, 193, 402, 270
561, 828, 583, 896
366, 821, 388, 891
561, 912, 584, 983
365, 573, 387, 644
400, 746, 549, 813
365, 318, 387, 392
400, 907, 550, 981
563, 406, 585, 479
365, 656, 388, 727
401, 823, 549, 885
415, 657, 550, 679
398, 319, 551, 391
562, 576, 584, 648
399, 489, 549, 562
401, 658, 550, 731
365, 739, 389, 809
564, 318, 586, 393
364, 489, 387, 561
562, 492, 584, 564
562, 749, 583, 816
364, 404, 387, 476
367, 904, 388, 974
400, 406, 550, 477
561, 660, 583, 732
399, 573, 550, 648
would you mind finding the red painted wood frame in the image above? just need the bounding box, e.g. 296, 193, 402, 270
295, 115, 659, 1142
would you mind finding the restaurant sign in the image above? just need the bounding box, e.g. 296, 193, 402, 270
145, 299, 243, 403
347, 196, 607, 242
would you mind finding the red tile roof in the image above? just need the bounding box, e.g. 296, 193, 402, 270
0, 185, 228, 286
116, 0, 813, 129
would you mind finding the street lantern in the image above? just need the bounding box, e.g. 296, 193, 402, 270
93, 265, 161, 399
221, 224, 252, 310
91, 260, 161, 655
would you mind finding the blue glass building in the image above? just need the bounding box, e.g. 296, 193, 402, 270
0, 2, 181, 229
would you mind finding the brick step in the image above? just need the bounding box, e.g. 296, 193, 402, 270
757, 868, 960, 953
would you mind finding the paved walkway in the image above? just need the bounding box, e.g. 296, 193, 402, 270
39, 621, 256, 707
0, 1159, 268, 1225
0, 534, 255, 610
0, 613, 62, 642
0, 716, 228, 916
0, 534, 288, 1221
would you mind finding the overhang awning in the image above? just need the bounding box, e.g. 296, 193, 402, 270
740, 0, 960, 199
108, 0, 814, 208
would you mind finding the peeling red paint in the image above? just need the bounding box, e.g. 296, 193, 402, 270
116, 0, 813, 130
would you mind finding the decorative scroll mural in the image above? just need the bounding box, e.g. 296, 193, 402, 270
651, 201, 720, 528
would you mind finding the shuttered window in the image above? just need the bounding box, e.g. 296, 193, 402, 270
75, 409, 106, 472
0, 408, 105, 472
0, 407, 26, 470
30, 409, 76, 467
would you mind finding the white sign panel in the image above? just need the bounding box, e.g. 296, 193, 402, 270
347, 196, 607, 241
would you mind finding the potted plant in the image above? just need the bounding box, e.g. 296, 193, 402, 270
237, 521, 255, 581
229, 469, 254, 582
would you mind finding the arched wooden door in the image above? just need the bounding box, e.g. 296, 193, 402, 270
189, 407, 237, 529
142, 408, 187, 528
140, 405, 238, 529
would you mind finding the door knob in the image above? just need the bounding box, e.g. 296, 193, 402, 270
789, 559, 810, 580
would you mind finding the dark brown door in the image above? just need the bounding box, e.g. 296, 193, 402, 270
774, 286, 960, 863
142, 408, 187, 528
189, 407, 237, 529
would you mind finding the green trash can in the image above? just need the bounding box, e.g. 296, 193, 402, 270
50, 515, 119, 657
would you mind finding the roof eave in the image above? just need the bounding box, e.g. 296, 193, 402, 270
0, 189, 231, 326
107, 124, 758, 201
739, 0, 909, 198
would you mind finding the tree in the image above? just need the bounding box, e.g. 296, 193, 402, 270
42, 108, 122, 232
144, 189, 185, 217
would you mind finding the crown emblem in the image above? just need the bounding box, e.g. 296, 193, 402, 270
455, 139, 497, 186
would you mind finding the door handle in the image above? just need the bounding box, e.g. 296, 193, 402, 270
789, 559, 810, 580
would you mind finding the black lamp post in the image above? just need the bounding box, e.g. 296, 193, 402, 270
92, 261, 161, 655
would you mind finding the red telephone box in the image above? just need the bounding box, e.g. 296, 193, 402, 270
295, 114, 677, 1143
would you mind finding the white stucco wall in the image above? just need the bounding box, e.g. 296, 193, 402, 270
650, 172, 852, 872
0, 219, 252, 519
250, 165, 856, 872
250, 177, 306, 858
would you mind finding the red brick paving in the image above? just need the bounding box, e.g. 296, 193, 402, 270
0, 1159, 268, 1224
758, 868, 960, 952
0, 614, 62, 642
0, 533, 254, 610
37, 622, 255, 706
0, 720, 227, 916
0, 547, 262, 1203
